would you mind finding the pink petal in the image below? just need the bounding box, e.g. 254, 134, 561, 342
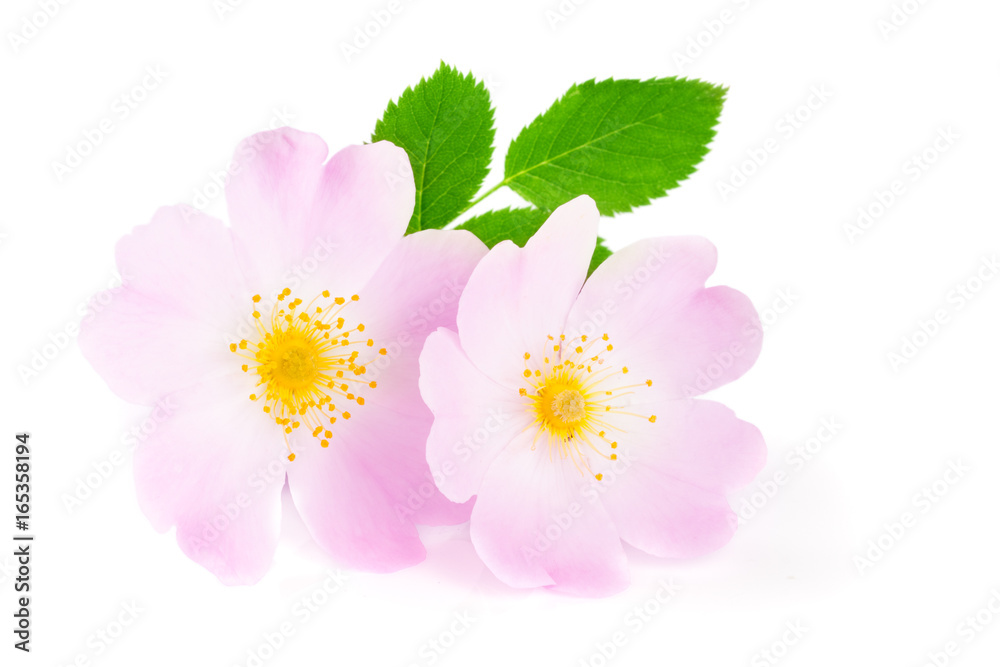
653, 286, 762, 397
593, 400, 761, 559
469, 431, 629, 597
78, 206, 249, 405
456, 196, 599, 388
132, 375, 287, 585
225, 128, 414, 296
603, 399, 765, 496
567, 236, 761, 398
419, 328, 531, 502
286, 437, 427, 573
599, 468, 739, 559
349, 229, 488, 411
350, 229, 488, 524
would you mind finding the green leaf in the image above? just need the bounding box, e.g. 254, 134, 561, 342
503, 77, 726, 215
458, 207, 612, 275
456, 207, 550, 248
372, 62, 496, 233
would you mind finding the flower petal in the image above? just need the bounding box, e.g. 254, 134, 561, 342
350, 229, 488, 393
351, 229, 488, 523
567, 236, 760, 398
78, 206, 249, 405
132, 375, 287, 585
595, 403, 754, 559
600, 473, 739, 559
604, 399, 765, 496
419, 328, 531, 503
286, 433, 427, 573
225, 128, 414, 296
456, 195, 599, 388
470, 432, 629, 596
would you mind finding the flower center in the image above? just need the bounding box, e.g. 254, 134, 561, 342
230, 287, 387, 461
521, 333, 656, 480
270, 335, 319, 389
550, 388, 586, 423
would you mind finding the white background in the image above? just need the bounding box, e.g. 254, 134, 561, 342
2, 0, 999, 665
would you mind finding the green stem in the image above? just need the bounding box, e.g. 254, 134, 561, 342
447, 179, 509, 226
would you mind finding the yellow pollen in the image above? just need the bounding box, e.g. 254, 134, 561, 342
231, 289, 376, 461
550, 389, 586, 423
518, 333, 656, 479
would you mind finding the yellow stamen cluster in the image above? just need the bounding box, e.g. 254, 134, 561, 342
521, 333, 655, 480
230, 288, 384, 461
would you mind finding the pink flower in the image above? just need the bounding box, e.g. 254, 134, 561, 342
79, 128, 487, 584
418, 196, 766, 596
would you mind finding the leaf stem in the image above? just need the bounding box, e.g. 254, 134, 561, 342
450, 179, 509, 222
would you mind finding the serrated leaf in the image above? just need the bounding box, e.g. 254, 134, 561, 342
458, 207, 612, 275
503, 77, 725, 215
372, 62, 496, 233
456, 207, 550, 248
